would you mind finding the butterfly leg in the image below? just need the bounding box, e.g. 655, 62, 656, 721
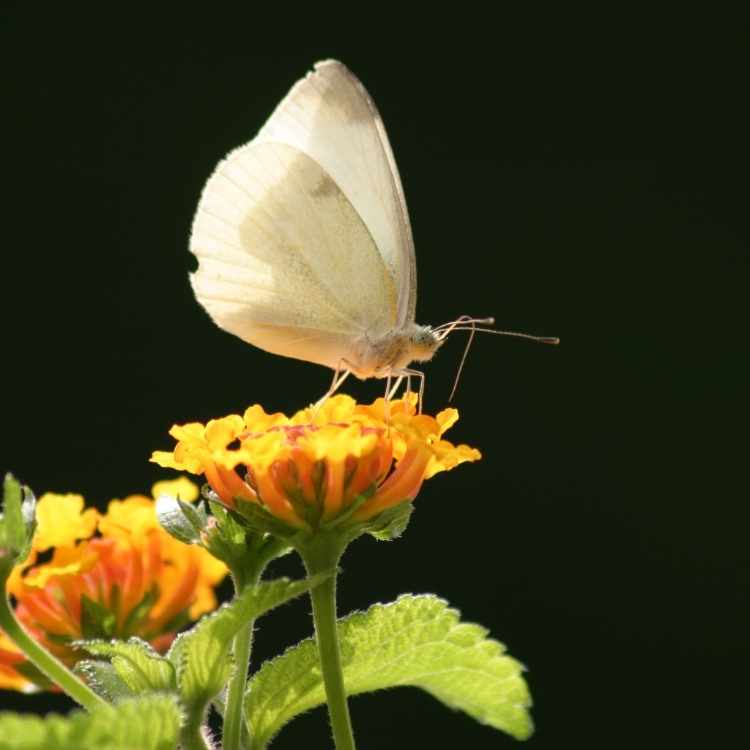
383, 372, 395, 425
386, 374, 405, 400
314, 362, 353, 410
391, 368, 425, 413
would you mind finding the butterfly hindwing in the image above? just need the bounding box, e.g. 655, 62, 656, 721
190, 139, 397, 370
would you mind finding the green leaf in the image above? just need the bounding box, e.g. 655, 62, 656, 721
74, 659, 134, 701
2, 474, 25, 552
206, 501, 293, 583
0, 474, 35, 570
232, 498, 300, 539
245, 594, 533, 747
363, 502, 413, 541
76, 637, 176, 693
169, 575, 327, 715
207, 499, 247, 542
201, 500, 256, 569
155, 495, 206, 545
20, 484, 37, 530
0, 693, 181, 750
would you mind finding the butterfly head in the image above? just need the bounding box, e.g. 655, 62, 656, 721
406, 324, 443, 364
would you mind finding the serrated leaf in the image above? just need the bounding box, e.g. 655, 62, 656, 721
76, 638, 176, 693
169, 575, 327, 714
156, 494, 202, 544
74, 660, 134, 701
0, 693, 181, 750
365, 502, 413, 541
245, 594, 533, 747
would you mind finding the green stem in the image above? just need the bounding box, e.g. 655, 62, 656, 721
180, 717, 212, 750
299, 535, 356, 750
0, 590, 107, 711
223, 566, 260, 750
224, 622, 254, 750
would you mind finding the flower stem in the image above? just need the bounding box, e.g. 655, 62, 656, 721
0, 590, 107, 711
223, 620, 254, 750
181, 717, 213, 750
299, 535, 356, 750
223, 562, 260, 750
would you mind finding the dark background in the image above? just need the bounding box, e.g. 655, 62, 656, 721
1, 8, 747, 749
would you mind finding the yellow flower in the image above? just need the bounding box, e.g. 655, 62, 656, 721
152, 395, 481, 532
0, 481, 227, 693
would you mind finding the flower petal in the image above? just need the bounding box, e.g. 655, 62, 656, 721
151, 476, 200, 503
33, 493, 99, 551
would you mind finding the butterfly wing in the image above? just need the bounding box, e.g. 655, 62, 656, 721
190, 140, 397, 370
256, 59, 418, 328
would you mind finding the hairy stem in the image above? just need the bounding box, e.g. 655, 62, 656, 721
299, 535, 356, 750
0, 590, 107, 711
223, 563, 260, 750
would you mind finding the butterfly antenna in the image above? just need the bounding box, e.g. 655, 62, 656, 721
439, 316, 560, 401
451, 328, 560, 345
448, 318, 478, 402
435, 316, 495, 341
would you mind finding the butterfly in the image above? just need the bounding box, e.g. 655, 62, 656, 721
189, 60, 556, 403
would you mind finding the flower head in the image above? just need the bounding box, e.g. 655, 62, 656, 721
152, 395, 481, 533
0, 480, 227, 692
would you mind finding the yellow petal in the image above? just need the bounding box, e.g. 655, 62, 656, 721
436, 408, 459, 435
425, 441, 482, 479
99, 496, 159, 541
150, 450, 194, 472
22, 544, 99, 589
243, 404, 289, 432
33, 494, 98, 551
205, 415, 245, 450
151, 476, 199, 503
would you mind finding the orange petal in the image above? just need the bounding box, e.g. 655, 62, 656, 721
355, 442, 432, 521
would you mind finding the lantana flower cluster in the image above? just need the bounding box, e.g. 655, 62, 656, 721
152, 394, 481, 531
0, 479, 226, 692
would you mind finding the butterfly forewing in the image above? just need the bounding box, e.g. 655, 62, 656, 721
255, 60, 417, 327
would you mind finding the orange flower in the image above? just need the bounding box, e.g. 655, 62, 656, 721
152, 395, 481, 532
0, 480, 227, 692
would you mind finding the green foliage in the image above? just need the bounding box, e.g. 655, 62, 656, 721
0, 474, 36, 575
168, 575, 325, 716
362, 502, 413, 541
2, 471, 535, 747
156, 492, 290, 583
0, 694, 181, 750
155, 494, 207, 545
76, 638, 176, 695
245, 594, 533, 747
73, 660, 133, 702
233, 498, 301, 539
69, 576, 324, 735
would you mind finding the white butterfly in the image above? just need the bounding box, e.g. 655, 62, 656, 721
190, 60, 555, 401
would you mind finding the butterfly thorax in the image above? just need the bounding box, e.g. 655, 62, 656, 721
351, 324, 441, 379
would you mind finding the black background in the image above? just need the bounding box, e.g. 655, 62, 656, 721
1, 8, 747, 749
